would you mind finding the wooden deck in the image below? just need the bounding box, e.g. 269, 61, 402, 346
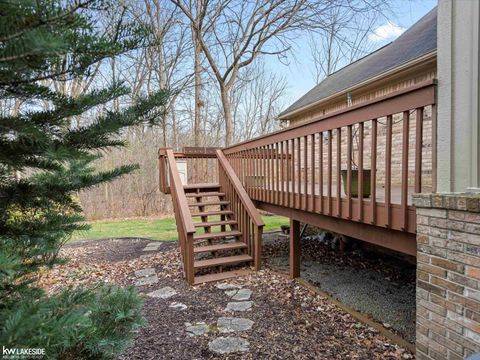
159, 81, 437, 283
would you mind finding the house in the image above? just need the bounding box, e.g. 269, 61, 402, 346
159, 1, 480, 358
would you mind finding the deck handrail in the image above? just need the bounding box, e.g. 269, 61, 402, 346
216, 149, 264, 270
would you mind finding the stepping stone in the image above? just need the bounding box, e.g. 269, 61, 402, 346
142, 243, 161, 251
146, 286, 177, 299
225, 301, 253, 312
225, 288, 252, 301
217, 317, 254, 333
216, 283, 242, 290
169, 302, 187, 310
134, 268, 156, 277
208, 337, 249, 354
185, 322, 209, 336
135, 275, 159, 286
146, 242, 160, 247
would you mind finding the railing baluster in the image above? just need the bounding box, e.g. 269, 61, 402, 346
303, 135, 308, 211
358, 122, 364, 222
385, 114, 392, 228
256, 147, 260, 200
263, 146, 267, 202
270, 143, 274, 204
328, 130, 333, 215
336, 128, 342, 217
401, 110, 410, 230
319, 132, 323, 214
287, 139, 291, 208
251, 149, 255, 198
258, 147, 262, 200
276, 142, 280, 205
290, 139, 297, 208
347, 125, 352, 219
371, 119, 377, 225
297, 138, 301, 209
251, 149, 255, 199
260, 147, 264, 200
281, 141, 285, 206
310, 133, 315, 212
262, 146, 266, 202
415, 107, 424, 193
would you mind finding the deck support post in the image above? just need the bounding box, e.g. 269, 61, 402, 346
289, 218, 301, 279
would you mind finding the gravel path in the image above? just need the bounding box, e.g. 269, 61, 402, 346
38, 238, 414, 359
263, 233, 416, 343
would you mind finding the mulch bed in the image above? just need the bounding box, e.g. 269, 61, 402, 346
37, 238, 415, 359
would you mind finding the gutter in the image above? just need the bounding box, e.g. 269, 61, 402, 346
279, 50, 437, 120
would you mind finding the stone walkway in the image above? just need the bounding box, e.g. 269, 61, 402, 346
132, 267, 255, 355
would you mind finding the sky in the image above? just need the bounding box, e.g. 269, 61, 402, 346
271, 0, 438, 105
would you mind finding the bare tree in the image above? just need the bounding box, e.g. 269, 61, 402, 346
169, 0, 336, 145
192, 0, 203, 146
308, 5, 383, 82
230, 62, 287, 141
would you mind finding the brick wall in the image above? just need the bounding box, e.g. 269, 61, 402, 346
413, 193, 480, 360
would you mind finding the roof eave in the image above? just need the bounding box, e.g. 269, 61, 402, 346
278, 50, 437, 120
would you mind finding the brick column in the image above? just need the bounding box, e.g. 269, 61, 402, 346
413, 193, 480, 359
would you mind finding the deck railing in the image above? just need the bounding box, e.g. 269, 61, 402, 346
159, 147, 219, 194
222, 80, 436, 234
216, 150, 264, 270
164, 149, 195, 284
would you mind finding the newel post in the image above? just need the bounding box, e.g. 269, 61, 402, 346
289, 218, 301, 279
254, 226, 263, 271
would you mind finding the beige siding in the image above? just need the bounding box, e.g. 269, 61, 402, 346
288, 65, 436, 124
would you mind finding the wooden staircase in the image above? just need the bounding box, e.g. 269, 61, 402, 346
185, 183, 253, 284
159, 148, 264, 286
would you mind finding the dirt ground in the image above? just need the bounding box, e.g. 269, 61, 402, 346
38, 238, 415, 359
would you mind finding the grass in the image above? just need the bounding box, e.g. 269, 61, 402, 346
71, 215, 289, 242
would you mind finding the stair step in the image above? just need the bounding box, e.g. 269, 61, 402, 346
194, 241, 247, 253
194, 220, 237, 228
189, 201, 229, 207
194, 254, 253, 269
191, 210, 233, 217
186, 192, 225, 198
184, 183, 220, 190
193, 269, 252, 285
194, 230, 242, 241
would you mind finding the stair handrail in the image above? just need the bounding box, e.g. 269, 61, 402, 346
166, 149, 196, 234
216, 149, 264, 270
216, 150, 264, 228
165, 149, 195, 284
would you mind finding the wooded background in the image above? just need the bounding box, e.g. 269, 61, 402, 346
2, 0, 389, 220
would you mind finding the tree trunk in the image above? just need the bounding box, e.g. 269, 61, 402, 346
192, 2, 202, 147
220, 86, 233, 146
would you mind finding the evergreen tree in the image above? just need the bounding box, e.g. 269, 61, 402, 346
0, 1, 168, 358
